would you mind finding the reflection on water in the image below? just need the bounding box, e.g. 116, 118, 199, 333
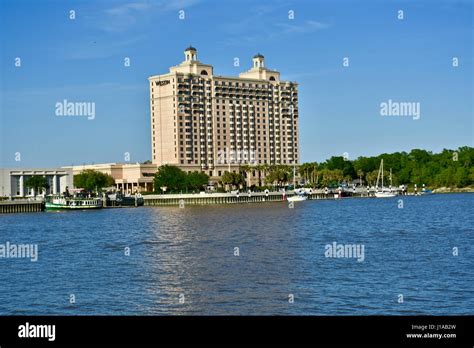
0, 194, 473, 315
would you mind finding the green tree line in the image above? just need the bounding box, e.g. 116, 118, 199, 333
147, 147, 474, 193
74, 169, 115, 193
153, 165, 209, 193
299, 147, 474, 188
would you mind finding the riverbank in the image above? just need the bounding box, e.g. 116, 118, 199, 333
1, 190, 472, 212
433, 186, 474, 193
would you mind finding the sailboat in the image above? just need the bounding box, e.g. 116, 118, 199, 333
287, 161, 308, 202
374, 159, 397, 198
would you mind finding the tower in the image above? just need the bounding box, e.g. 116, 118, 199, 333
252, 53, 265, 68
184, 46, 197, 62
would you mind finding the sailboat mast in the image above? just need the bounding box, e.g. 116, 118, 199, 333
293, 163, 296, 189
390, 168, 392, 188
381, 159, 384, 189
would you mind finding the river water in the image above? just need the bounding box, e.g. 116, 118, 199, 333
0, 193, 472, 315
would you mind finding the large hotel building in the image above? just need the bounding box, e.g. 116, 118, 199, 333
149, 47, 299, 180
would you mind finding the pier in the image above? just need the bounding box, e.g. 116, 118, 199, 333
0, 200, 45, 214
0, 188, 408, 212
143, 190, 359, 206
142, 186, 411, 206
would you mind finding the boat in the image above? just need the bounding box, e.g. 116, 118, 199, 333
374, 159, 397, 198
45, 195, 102, 210
287, 155, 308, 202
287, 194, 308, 202
107, 192, 144, 206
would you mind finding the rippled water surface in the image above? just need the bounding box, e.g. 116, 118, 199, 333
0, 193, 473, 315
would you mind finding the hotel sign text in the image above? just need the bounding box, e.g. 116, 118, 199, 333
155, 80, 170, 86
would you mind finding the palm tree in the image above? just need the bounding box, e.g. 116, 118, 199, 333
259, 164, 271, 187
357, 169, 364, 186
240, 164, 251, 188
255, 164, 264, 187
298, 163, 311, 183
366, 170, 379, 187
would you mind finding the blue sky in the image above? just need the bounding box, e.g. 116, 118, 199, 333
0, 0, 472, 167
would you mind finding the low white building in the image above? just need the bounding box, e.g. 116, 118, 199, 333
62, 163, 157, 194
0, 168, 73, 197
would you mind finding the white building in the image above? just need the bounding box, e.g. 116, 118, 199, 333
62, 163, 157, 193
0, 168, 73, 197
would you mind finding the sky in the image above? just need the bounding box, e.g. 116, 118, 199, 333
0, 0, 472, 168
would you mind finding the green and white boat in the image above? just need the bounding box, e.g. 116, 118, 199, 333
45, 196, 102, 210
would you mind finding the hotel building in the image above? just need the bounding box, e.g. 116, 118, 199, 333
149, 47, 299, 181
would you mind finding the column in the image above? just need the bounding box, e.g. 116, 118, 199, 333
19, 175, 24, 197
53, 175, 57, 194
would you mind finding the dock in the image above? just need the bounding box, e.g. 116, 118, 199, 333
0, 200, 45, 214
0, 187, 408, 212
143, 190, 358, 206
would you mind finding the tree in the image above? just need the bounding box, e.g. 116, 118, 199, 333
24, 176, 49, 196
186, 171, 209, 191
265, 165, 292, 187
221, 171, 244, 190
454, 167, 469, 188
74, 169, 115, 193
319, 169, 344, 187
301, 146, 474, 189
365, 170, 379, 187
221, 171, 234, 186
240, 164, 251, 187
357, 169, 364, 185
298, 162, 318, 185
153, 165, 187, 193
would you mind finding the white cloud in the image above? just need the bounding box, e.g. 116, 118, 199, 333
95, 0, 201, 33
276, 20, 330, 34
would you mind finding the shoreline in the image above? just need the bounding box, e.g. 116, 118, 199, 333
1, 190, 472, 213
432, 187, 474, 193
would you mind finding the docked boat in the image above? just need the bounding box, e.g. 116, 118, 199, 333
374, 191, 397, 198
107, 192, 144, 206
45, 196, 102, 210
287, 194, 308, 202
374, 159, 397, 198
287, 158, 308, 202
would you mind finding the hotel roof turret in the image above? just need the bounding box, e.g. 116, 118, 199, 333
239, 53, 281, 81
167, 46, 214, 76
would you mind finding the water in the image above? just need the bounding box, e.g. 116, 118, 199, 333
0, 193, 472, 315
